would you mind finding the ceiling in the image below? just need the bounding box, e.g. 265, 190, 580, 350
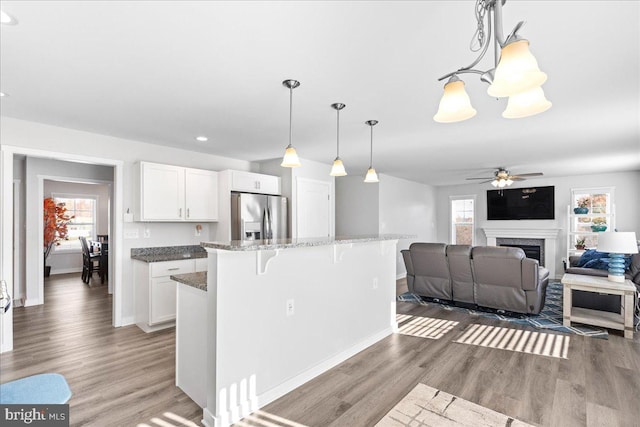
1, 1, 638, 186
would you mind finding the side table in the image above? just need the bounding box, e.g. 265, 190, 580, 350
561, 273, 636, 339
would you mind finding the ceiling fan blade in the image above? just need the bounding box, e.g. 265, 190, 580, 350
478, 179, 494, 184
511, 177, 526, 181
466, 177, 494, 180
511, 172, 543, 177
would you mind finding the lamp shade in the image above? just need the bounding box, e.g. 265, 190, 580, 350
502, 86, 552, 119
364, 167, 379, 183
330, 158, 347, 176
487, 39, 547, 98
597, 232, 639, 254
433, 79, 477, 123
281, 146, 301, 167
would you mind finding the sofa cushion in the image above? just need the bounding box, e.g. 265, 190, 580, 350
409, 243, 452, 300
447, 245, 474, 304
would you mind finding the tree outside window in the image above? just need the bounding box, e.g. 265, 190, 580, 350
53, 196, 97, 250
451, 197, 475, 245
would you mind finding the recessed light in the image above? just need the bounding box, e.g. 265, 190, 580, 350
1, 10, 18, 25
195, 136, 208, 142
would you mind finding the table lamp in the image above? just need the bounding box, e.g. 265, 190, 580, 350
596, 232, 639, 282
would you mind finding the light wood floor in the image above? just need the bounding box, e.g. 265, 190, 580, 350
2, 275, 639, 427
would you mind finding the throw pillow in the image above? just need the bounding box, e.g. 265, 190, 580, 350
577, 249, 609, 267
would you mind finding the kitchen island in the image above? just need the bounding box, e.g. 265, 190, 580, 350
189, 235, 403, 427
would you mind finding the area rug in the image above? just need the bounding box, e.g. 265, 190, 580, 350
376, 383, 533, 427
398, 281, 609, 339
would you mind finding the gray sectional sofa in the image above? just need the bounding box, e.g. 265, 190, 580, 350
401, 243, 550, 314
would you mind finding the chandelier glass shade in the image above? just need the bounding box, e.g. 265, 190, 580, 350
434, 0, 551, 122
433, 77, 477, 123
281, 79, 302, 168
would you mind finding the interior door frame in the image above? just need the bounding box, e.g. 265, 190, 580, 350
0, 145, 124, 353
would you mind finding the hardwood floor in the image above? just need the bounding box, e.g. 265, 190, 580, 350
2, 275, 639, 426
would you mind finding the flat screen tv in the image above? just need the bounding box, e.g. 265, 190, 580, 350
487, 186, 555, 220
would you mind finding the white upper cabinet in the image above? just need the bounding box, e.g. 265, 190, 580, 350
230, 170, 281, 195
185, 168, 219, 221
135, 162, 218, 222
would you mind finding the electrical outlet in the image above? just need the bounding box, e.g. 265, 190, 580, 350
124, 229, 139, 239
144, 228, 151, 238
286, 299, 295, 317
373, 277, 379, 289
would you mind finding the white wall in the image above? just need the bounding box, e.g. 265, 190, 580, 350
379, 174, 437, 277
335, 174, 437, 277
44, 180, 111, 275
435, 171, 640, 279
335, 175, 379, 236
2, 117, 252, 322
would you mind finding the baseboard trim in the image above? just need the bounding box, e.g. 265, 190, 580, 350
51, 268, 82, 275
119, 316, 135, 327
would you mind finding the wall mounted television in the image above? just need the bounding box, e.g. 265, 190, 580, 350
487, 186, 555, 220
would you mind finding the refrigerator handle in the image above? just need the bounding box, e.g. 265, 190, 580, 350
266, 206, 273, 239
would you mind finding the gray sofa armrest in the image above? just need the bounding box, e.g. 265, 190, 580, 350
521, 258, 540, 291
569, 256, 582, 267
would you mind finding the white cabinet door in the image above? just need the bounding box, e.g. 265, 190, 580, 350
141, 162, 185, 220
257, 174, 281, 195
150, 277, 177, 325
185, 168, 218, 221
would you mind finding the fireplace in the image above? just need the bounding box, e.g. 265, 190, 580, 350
499, 243, 542, 264
483, 228, 560, 278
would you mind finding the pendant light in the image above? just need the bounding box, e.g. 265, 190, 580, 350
433, 75, 477, 123
364, 120, 379, 183
281, 79, 301, 168
329, 103, 347, 176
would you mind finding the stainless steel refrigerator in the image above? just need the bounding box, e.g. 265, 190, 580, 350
231, 192, 288, 241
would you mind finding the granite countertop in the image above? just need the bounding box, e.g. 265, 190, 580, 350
171, 272, 207, 291
131, 245, 208, 263
201, 234, 412, 252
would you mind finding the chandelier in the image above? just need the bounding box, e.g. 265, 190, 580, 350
434, 0, 551, 123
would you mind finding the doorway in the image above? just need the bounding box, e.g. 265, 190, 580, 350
296, 178, 332, 238
1, 145, 124, 353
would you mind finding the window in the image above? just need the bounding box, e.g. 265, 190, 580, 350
450, 196, 475, 245
53, 195, 97, 250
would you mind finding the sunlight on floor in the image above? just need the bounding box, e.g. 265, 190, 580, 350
136, 411, 200, 427
397, 315, 459, 339
234, 409, 309, 427
454, 324, 570, 359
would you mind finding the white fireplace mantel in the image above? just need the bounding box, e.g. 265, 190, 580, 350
482, 228, 561, 278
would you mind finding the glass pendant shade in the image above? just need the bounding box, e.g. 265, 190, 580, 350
491, 180, 499, 187
330, 158, 347, 176
505, 178, 514, 186
433, 78, 477, 123
487, 39, 547, 98
502, 86, 552, 119
281, 145, 301, 167
364, 167, 379, 183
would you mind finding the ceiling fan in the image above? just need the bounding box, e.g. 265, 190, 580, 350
466, 168, 543, 188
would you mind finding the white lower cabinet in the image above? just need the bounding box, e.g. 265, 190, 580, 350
134, 257, 207, 333
176, 283, 207, 407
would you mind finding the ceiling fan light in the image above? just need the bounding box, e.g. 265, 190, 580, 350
498, 179, 507, 188
433, 78, 477, 123
364, 167, 379, 183
281, 145, 301, 167
330, 158, 347, 176
487, 39, 547, 98
502, 86, 552, 119
491, 180, 499, 187
506, 178, 514, 186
